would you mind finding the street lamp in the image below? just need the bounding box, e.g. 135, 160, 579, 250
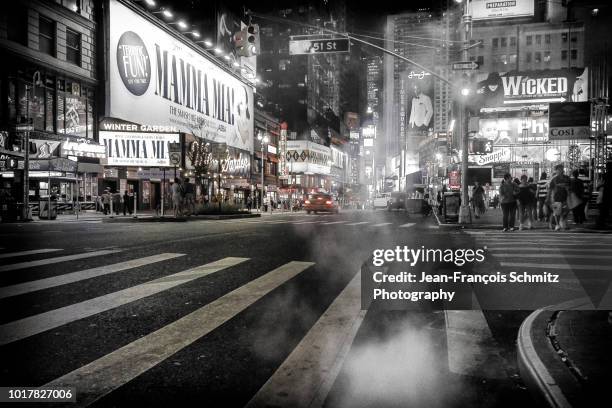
257, 132, 269, 211
457, 0, 473, 224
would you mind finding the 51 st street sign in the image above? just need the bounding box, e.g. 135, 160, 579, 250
289, 37, 350, 55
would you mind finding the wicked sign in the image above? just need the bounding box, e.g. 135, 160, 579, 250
474, 68, 588, 107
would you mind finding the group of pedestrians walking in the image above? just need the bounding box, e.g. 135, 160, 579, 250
498, 164, 598, 232
98, 189, 134, 216
171, 177, 196, 217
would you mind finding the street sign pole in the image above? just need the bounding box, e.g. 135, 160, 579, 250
458, 11, 473, 224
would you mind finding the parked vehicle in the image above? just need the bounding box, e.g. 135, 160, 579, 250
373, 193, 390, 209
387, 192, 407, 211
304, 193, 339, 214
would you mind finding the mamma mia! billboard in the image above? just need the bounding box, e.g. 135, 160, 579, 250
107, 0, 254, 153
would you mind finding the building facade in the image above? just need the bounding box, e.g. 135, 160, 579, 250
382, 9, 454, 192
0, 0, 101, 216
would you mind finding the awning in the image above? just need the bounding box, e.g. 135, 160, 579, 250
255, 151, 279, 162
77, 162, 104, 173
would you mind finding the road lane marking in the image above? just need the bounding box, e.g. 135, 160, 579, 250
0, 249, 63, 259
345, 221, 369, 226
0, 250, 122, 273
492, 253, 612, 260
499, 262, 612, 271
44, 261, 315, 408
371, 222, 392, 227
292, 220, 324, 224
445, 309, 508, 380
0, 257, 248, 346
0, 253, 185, 300
399, 223, 416, 228
322, 221, 348, 225
246, 271, 364, 408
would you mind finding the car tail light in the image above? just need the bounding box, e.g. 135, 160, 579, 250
317, 197, 323, 200
305, 200, 310, 204
325, 200, 332, 205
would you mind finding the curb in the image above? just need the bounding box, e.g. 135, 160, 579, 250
102, 213, 260, 223
517, 309, 574, 408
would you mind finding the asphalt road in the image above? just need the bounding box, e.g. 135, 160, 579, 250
0, 210, 542, 407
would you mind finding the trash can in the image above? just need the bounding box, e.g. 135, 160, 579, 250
443, 192, 461, 223
38, 200, 57, 220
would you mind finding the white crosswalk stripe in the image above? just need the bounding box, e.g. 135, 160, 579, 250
445, 309, 508, 380
399, 223, 416, 228
322, 220, 348, 225
492, 253, 612, 260
0, 257, 248, 346
371, 222, 392, 227
0, 249, 122, 272
0, 248, 63, 259
487, 247, 607, 253
0, 253, 185, 300
247, 271, 364, 408
345, 221, 369, 226
466, 230, 612, 277
44, 261, 315, 408
500, 262, 611, 271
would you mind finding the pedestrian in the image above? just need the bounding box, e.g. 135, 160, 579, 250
517, 175, 535, 230
569, 170, 585, 224
102, 189, 110, 215
122, 190, 132, 216
547, 164, 571, 231
113, 192, 120, 215
528, 177, 538, 221
499, 173, 519, 231
595, 173, 610, 229
183, 178, 195, 216
171, 177, 184, 217
536, 172, 549, 222
246, 195, 252, 213
472, 181, 485, 219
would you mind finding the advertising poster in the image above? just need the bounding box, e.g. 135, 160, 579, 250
401, 70, 434, 138
108, 0, 254, 153
286, 140, 331, 175
184, 134, 250, 178
471, 0, 534, 20
475, 68, 588, 107
99, 131, 179, 167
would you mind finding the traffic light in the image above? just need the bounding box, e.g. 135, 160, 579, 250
234, 24, 259, 57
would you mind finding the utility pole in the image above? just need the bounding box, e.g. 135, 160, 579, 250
458, 1, 473, 224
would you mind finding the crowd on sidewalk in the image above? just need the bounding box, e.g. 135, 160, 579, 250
493, 164, 610, 231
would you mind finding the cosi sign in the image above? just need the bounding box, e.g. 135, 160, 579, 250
109, 0, 254, 153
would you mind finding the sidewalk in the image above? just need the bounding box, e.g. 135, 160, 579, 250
23, 210, 261, 223
435, 206, 611, 232
518, 309, 612, 408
